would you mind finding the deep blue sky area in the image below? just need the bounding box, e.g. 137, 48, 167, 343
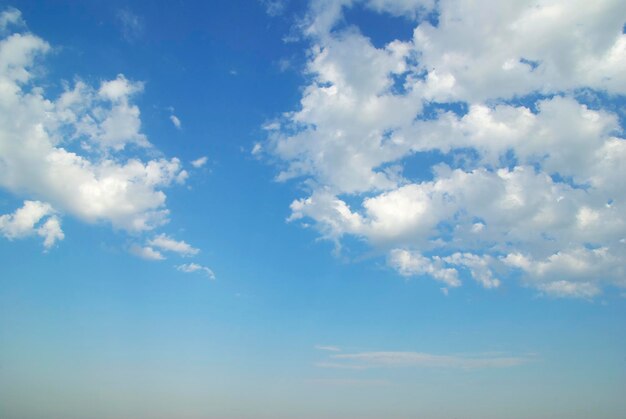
1, 1, 625, 418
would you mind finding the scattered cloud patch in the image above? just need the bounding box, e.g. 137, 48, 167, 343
176, 262, 215, 279
0, 201, 64, 249
262, 0, 626, 298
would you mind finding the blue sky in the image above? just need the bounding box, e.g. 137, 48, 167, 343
0, 1, 625, 418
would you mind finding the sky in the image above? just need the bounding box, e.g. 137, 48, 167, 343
0, 1, 625, 418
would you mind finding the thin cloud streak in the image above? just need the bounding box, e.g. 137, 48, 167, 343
314, 344, 341, 352
320, 351, 533, 370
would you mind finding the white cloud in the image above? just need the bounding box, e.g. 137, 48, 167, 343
98, 74, 143, 102
0, 10, 193, 248
263, 0, 626, 298
320, 351, 531, 370
191, 156, 208, 168
170, 114, 181, 129
130, 244, 165, 261
176, 262, 215, 279
148, 234, 199, 257
388, 249, 460, 288
0, 200, 64, 249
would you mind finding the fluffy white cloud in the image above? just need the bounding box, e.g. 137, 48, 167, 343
388, 249, 460, 287
0, 200, 64, 249
263, 0, 626, 297
130, 244, 165, 261
0, 12, 191, 242
176, 262, 215, 279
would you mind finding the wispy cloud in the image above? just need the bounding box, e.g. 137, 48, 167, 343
314, 344, 341, 352
170, 114, 181, 129
0, 7, 23, 31
116, 8, 144, 42
318, 351, 533, 370
260, 0, 287, 17
306, 378, 390, 387
176, 263, 215, 279
314, 362, 367, 370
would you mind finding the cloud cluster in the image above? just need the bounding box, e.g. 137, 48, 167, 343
263, 0, 626, 297
0, 200, 63, 249
0, 8, 207, 268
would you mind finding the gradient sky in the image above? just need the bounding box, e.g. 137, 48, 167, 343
1, 1, 625, 418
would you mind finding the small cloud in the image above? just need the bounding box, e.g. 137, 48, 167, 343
315, 345, 341, 352
229, 69, 238, 76
0, 7, 24, 32
191, 156, 208, 168
176, 263, 215, 279
262, 121, 280, 131
440, 287, 449, 296
117, 8, 144, 42
277, 58, 292, 72
98, 74, 143, 102
0, 200, 64, 250
148, 233, 199, 257
170, 114, 182, 129
251, 143, 263, 155
130, 244, 165, 261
